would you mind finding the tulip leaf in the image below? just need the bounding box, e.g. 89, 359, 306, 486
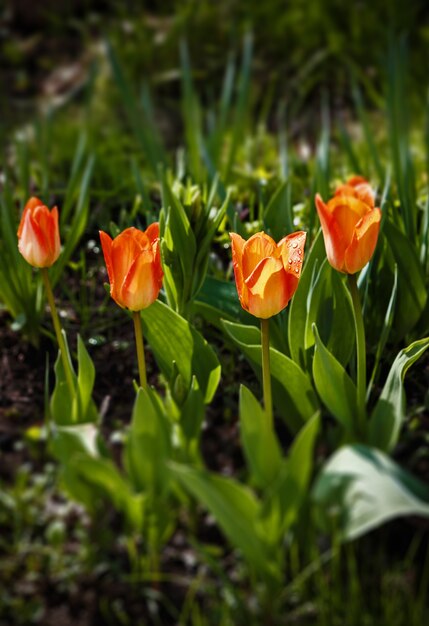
68, 455, 145, 531
50, 333, 99, 425
261, 412, 320, 540
304, 260, 354, 366
51, 422, 100, 463
170, 462, 279, 582
312, 324, 358, 433
288, 230, 325, 369
313, 444, 429, 540
140, 300, 221, 403
193, 276, 254, 327
239, 385, 282, 488
222, 320, 318, 432
76, 335, 96, 419
369, 337, 429, 452
288, 234, 355, 371
124, 387, 170, 495
160, 174, 197, 312
383, 219, 427, 337
180, 376, 205, 445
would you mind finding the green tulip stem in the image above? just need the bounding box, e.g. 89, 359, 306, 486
348, 273, 367, 437
132, 311, 147, 389
261, 317, 273, 429
41, 267, 75, 397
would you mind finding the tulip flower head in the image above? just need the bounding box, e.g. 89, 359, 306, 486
230, 230, 306, 319
315, 177, 381, 275
99, 224, 163, 312
17, 197, 61, 268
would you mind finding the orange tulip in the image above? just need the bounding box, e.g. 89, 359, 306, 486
99, 224, 163, 312
315, 178, 381, 275
17, 197, 61, 268
230, 230, 306, 319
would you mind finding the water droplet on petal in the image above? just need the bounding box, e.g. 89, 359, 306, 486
295, 268, 299, 273
292, 242, 298, 248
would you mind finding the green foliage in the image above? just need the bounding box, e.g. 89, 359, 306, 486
160, 174, 230, 318
313, 444, 429, 540
3, 10, 429, 621
140, 300, 221, 404
173, 392, 320, 588
239, 385, 282, 488
171, 462, 279, 583
288, 231, 355, 371
49, 334, 99, 425
223, 320, 318, 432
312, 324, 359, 435
369, 337, 429, 451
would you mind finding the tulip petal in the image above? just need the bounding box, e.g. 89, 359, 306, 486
230, 232, 247, 307
344, 207, 382, 274
335, 178, 375, 208
242, 232, 277, 279
120, 249, 159, 311
278, 230, 306, 277
245, 257, 288, 318
145, 222, 160, 244
99, 230, 114, 285
17, 197, 44, 238
18, 211, 45, 267
110, 227, 150, 295
315, 194, 347, 272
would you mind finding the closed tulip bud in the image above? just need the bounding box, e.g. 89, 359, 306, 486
99, 224, 163, 312
17, 197, 61, 268
315, 178, 381, 275
229, 230, 306, 319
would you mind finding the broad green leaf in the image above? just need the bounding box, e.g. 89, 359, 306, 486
124, 387, 170, 495
313, 444, 429, 540
50, 337, 77, 426
171, 462, 279, 581
193, 276, 254, 327
223, 320, 318, 432
50, 334, 98, 425
239, 385, 282, 488
51, 422, 100, 462
312, 324, 358, 433
140, 300, 221, 403
369, 337, 429, 452
180, 376, 205, 444
262, 412, 320, 539
69, 455, 145, 531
